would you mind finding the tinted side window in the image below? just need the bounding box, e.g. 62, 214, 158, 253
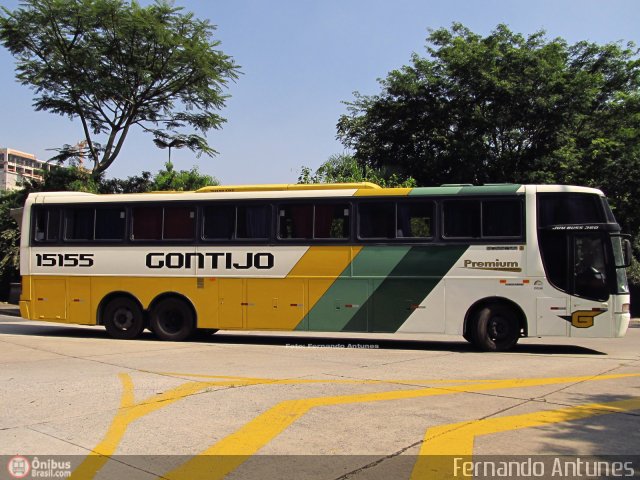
538, 194, 605, 227
132, 206, 162, 240
237, 205, 269, 239
65, 208, 94, 240
359, 203, 395, 239
203, 205, 235, 240
482, 200, 522, 237
203, 204, 270, 240
443, 201, 480, 238
95, 208, 126, 240
164, 207, 195, 240
397, 201, 433, 239
279, 204, 313, 239
315, 204, 350, 239
34, 207, 60, 242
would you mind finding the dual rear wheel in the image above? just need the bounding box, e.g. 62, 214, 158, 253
102, 296, 199, 341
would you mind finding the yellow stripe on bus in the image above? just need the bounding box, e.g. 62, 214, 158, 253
354, 187, 412, 196
286, 246, 363, 330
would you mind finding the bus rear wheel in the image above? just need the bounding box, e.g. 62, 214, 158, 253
150, 297, 195, 341
102, 297, 145, 340
471, 304, 520, 352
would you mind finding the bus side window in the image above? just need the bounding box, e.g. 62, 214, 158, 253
203, 205, 235, 240
237, 205, 269, 239
359, 202, 395, 239
164, 206, 195, 240
397, 201, 433, 239
132, 206, 162, 240
33, 207, 60, 242
95, 208, 126, 240
443, 201, 480, 238
482, 200, 522, 237
315, 204, 350, 239
279, 204, 313, 239
65, 208, 94, 240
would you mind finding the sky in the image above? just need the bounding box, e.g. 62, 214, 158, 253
1, 0, 639, 185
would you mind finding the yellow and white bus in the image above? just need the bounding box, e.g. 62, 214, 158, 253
18, 182, 632, 351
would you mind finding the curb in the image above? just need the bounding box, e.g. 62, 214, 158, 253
0, 304, 20, 317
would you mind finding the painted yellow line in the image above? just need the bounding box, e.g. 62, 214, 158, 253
70, 374, 241, 480
411, 396, 640, 479
163, 373, 640, 480
153, 371, 506, 385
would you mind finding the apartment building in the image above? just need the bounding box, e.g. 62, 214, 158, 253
0, 148, 51, 191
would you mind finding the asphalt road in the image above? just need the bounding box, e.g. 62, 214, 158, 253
1, 306, 639, 479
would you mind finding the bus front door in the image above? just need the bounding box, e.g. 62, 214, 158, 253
569, 233, 612, 337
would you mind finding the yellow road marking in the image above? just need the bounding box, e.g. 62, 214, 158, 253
163, 373, 639, 480
412, 396, 640, 479
154, 371, 505, 385
70, 374, 232, 480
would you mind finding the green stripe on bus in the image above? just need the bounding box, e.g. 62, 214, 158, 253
300, 247, 410, 332
341, 245, 468, 333
459, 185, 521, 195
409, 185, 521, 196
409, 186, 463, 196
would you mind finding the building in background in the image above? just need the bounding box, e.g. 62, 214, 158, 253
0, 148, 51, 191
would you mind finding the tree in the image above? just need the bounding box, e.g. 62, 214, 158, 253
0, 189, 28, 299
337, 23, 640, 187
0, 0, 239, 177
299, 153, 416, 187
337, 23, 640, 250
151, 161, 218, 191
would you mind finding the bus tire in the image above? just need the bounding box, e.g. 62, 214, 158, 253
471, 304, 520, 352
149, 297, 195, 341
102, 297, 145, 340
462, 329, 475, 344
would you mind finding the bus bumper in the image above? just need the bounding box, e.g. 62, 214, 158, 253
614, 312, 630, 337
19, 300, 31, 319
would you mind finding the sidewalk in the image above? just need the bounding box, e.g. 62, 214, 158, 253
0, 302, 20, 317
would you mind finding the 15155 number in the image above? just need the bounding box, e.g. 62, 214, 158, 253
35, 253, 94, 267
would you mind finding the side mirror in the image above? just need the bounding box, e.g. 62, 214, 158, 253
622, 238, 633, 268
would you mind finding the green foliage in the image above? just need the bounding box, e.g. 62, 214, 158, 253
339, 24, 639, 187
338, 23, 640, 282
41, 166, 100, 193
0, 0, 239, 177
299, 154, 417, 188
98, 171, 154, 194
0, 190, 28, 297
151, 161, 218, 191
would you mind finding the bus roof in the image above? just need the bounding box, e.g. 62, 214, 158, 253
25, 183, 606, 204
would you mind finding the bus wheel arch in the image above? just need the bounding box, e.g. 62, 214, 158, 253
464, 298, 527, 352
98, 293, 146, 340
148, 293, 197, 341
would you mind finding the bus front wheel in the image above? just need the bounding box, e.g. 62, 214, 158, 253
471, 304, 520, 352
102, 297, 145, 340
150, 297, 195, 341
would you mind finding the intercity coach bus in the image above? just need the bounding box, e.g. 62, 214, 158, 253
18, 183, 632, 351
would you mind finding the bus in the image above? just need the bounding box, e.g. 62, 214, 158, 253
18, 182, 632, 351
